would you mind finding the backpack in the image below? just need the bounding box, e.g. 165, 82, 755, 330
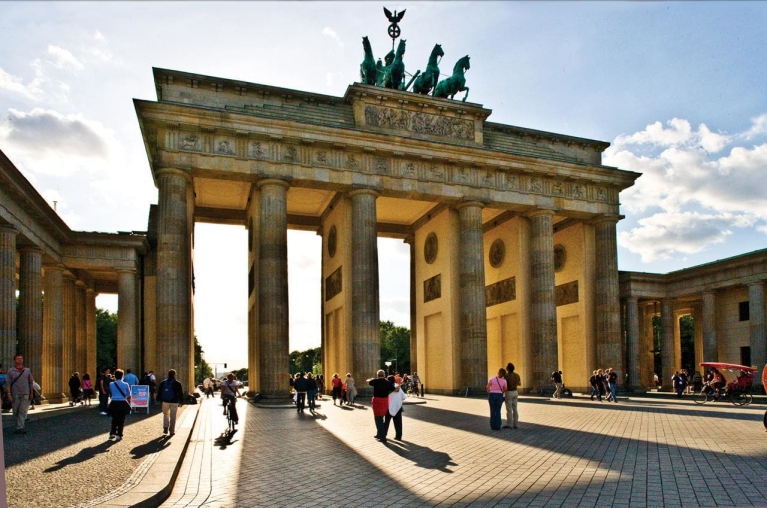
159, 379, 175, 402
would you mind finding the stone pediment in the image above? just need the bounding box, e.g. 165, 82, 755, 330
344, 83, 491, 146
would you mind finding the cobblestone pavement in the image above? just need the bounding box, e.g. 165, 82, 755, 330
3, 401, 189, 508
162, 394, 767, 508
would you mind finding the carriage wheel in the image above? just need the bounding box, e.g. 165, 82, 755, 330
745, 393, 753, 405
694, 391, 708, 404
732, 392, 747, 406
388, 24, 401, 39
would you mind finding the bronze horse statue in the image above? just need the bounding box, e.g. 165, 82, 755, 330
360, 36, 377, 86
412, 43, 444, 95
383, 39, 407, 90
433, 55, 470, 102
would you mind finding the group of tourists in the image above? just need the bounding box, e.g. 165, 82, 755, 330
487, 362, 521, 430
292, 372, 320, 413
589, 368, 619, 402
329, 372, 357, 406
369, 370, 408, 442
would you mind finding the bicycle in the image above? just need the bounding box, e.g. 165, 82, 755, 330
222, 395, 238, 432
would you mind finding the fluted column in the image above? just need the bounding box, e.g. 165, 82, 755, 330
62, 273, 76, 394
258, 179, 290, 398
18, 247, 43, 379
701, 291, 717, 362
86, 288, 97, 378
748, 282, 765, 372
156, 168, 193, 393
43, 265, 64, 400
594, 216, 623, 381
528, 209, 558, 394
0, 226, 18, 369
405, 236, 417, 374
660, 299, 674, 391
625, 297, 641, 390
350, 189, 380, 396
117, 268, 138, 372
457, 201, 487, 391
75, 281, 87, 373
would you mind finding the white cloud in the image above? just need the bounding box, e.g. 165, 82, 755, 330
0, 63, 46, 101
322, 27, 343, 47
613, 118, 731, 154
93, 30, 105, 42
47, 45, 84, 71
744, 113, 767, 140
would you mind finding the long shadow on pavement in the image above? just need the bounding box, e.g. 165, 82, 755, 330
43, 440, 116, 472
384, 439, 457, 472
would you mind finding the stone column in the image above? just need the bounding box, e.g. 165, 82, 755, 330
748, 282, 766, 371
701, 291, 717, 362
43, 265, 64, 400
0, 226, 18, 368
625, 297, 641, 390
527, 209, 558, 394
156, 168, 193, 393
18, 247, 43, 379
594, 216, 623, 381
456, 201, 487, 392
117, 268, 138, 372
349, 189, 380, 396
660, 299, 674, 391
86, 288, 97, 378
406, 236, 417, 375
258, 179, 290, 398
75, 281, 87, 373
62, 273, 76, 395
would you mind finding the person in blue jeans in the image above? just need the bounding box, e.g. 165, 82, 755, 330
607, 368, 618, 403
487, 368, 507, 430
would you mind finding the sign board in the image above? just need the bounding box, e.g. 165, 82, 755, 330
131, 385, 150, 414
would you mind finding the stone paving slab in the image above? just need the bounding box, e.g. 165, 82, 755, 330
160, 394, 767, 508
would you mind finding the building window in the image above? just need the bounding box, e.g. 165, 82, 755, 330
739, 301, 750, 321
741, 346, 751, 367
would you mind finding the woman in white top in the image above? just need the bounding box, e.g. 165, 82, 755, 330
345, 373, 357, 406
384, 378, 408, 440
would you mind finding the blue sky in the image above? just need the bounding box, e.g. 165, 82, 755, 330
1, 2, 766, 365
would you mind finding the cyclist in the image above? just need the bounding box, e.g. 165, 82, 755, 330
221, 373, 241, 425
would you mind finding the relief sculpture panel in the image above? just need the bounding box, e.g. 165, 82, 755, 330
364, 105, 474, 141
555, 280, 578, 307
486, 277, 516, 307
325, 266, 342, 301
424, 273, 441, 303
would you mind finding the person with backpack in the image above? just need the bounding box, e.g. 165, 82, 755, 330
158, 369, 184, 436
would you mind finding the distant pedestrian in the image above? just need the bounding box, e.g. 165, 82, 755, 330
148, 371, 157, 404
108, 369, 131, 441
607, 368, 618, 403
589, 370, 600, 401
331, 373, 343, 405
4, 354, 35, 434
384, 376, 407, 440
124, 369, 139, 387
68, 372, 82, 406
487, 368, 507, 430
551, 370, 563, 398
595, 369, 606, 402
316, 374, 324, 399
203, 377, 213, 398
98, 368, 112, 415
159, 369, 184, 436
294, 372, 308, 412
368, 370, 395, 442
306, 373, 318, 413
502, 362, 521, 429
411, 372, 421, 397
82, 373, 93, 406
345, 373, 357, 406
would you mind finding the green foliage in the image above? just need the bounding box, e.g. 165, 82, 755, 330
680, 315, 695, 373
289, 347, 321, 375
96, 308, 117, 371
193, 336, 214, 384
233, 367, 248, 381
380, 320, 410, 375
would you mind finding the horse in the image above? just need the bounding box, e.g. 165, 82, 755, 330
412, 43, 444, 95
360, 36, 377, 86
433, 55, 470, 102
384, 39, 406, 90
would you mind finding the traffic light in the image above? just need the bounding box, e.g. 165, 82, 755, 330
224, 363, 227, 369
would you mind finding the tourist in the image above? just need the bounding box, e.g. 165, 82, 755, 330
148, 371, 157, 404
316, 374, 324, 400
68, 372, 82, 406
368, 370, 395, 442
159, 369, 184, 436
589, 370, 600, 401
487, 368, 507, 430
220, 373, 240, 424
502, 362, 520, 429
331, 373, 343, 405
5, 354, 35, 434
98, 368, 112, 415
108, 369, 131, 441
384, 376, 408, 440
124, 369, 139, 387
595, 369, 606, 402
306, 373, 318, 413
345, 373, 357, 406
603, 369, 613, 401
82, 373, 93, 406
551, 370, 563, 399
411, 371, 421, 397
294, 372, 308, 413
202, 377, 213, 398
607, 368, 618, 403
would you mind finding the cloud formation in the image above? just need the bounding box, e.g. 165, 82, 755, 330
607, 116, 767, 262
47, 45, 84, 71
0, 62, 46, 101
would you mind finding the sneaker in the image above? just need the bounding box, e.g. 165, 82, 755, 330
109, 434, 115, 440
114, 436, 122, 442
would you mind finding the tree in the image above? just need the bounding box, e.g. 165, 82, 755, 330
194, 336, 214, 384
96, 308, 117, 371
289, 347, 321, 375
680, 315, 695, 374
380, 320, 410, 374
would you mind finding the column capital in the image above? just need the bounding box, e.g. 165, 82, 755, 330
590, 214, 624, 226
86, 287, 97, 296
454, 200, 485, 211
257, 178, 290, 190
18, 245, 43, 255
116, 267, 137, 275
75, 279, 86, 288
625, 296, 639, 304
403, 235, 415, 246
0, 225, 18, 236
347, 188, 379, 199
525, 207, 557, 219
747, 280, 765, 288
155, 167, 193, 182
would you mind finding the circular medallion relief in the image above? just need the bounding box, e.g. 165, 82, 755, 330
424, 233, 438, 264
327, 225, 337, 258
489, 239, 505, 268
554, 244, 566, 272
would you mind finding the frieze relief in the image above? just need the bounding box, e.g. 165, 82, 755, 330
555, 280, 579, 307
325, 266, 342, 301
249, 141, 267, 158
215, 138, 235, 156
486, 277, 516, 307
424, 273, 441, 303
179, 133, 200, 152
364, 105, 474, 141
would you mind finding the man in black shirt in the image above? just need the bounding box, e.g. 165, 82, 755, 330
368, 370, 394, 442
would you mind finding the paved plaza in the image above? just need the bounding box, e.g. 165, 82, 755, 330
4, 393, 767, 507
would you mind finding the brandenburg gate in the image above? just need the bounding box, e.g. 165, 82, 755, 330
135, 67, 639, 398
